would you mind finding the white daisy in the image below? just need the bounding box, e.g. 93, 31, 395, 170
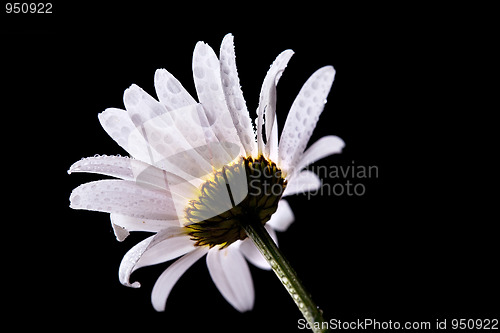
69, 33, 344, 313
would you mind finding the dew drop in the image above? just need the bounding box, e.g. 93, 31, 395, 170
71, 195, 81, 205
194, 66, 205, 79
167, 78, 181, 94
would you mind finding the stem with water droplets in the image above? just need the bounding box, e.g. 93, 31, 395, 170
243, 220, 329, 333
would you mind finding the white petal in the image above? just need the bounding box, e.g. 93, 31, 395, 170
151, 247, 208, 311
282, 170, 321, 197
69, 180, 178, 220
98, 107, 154, 164
119, 228, 194, 288
239, 225, 278, 270
256, 50, 294, 158
154, 68, 197, 111
267, 200, 295, 232
293, 135, 345, 173
135, 227, 195, 269
279, 66, 336, 176
68, 155, 134, 179
123, 84, 168, 128
119, 235, 154, 287
111, 213, 180, 234
192, 41, 244, 155
219, 34, 256, 157
206, 246, 255, 312
68, 155, 193, 192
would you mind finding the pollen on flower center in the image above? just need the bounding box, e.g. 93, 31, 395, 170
184, 156, 287, 249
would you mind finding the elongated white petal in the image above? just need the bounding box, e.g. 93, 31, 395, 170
119, 235, 154, 288
111, 213, 180, 235
256, 50, 294, 158
207, 246, 255, 312
68, 155, 137, 180
69, 180, 178, 220
239, 225, 278, 270
282, 170, 321, 197
152, 247, 208, 311
267, 200, 295, 232
154, 68, 197, 111
293, 135, 345, 174
135, 227, 195, 269
219, 34, 256, 157
68, 155, 196, 194
279, 66, 336, 176
119, 227, 195, 286
98, 108, 151, 162
192, 41, 243, 155
124, 84, 168, 128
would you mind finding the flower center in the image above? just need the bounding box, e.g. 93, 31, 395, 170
185, 156, 287, 249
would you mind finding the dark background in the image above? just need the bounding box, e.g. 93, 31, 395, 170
2, 2, 496, 331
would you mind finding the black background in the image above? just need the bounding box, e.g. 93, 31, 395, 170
2, 2, 497, 331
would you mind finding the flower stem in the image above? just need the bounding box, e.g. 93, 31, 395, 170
242, 221, 329, 333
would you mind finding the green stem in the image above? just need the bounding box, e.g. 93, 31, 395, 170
242, 220, 329, 333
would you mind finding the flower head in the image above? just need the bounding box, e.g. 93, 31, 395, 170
69, 33, 344, 312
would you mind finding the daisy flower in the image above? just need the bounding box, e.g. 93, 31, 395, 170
69, 33, 344, 329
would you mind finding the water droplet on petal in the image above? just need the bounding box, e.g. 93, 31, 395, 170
71, 195, 81, 205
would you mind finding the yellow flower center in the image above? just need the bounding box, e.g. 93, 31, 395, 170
184, 156, 287, 249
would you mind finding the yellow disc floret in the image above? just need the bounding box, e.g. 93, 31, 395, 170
185, 156, 287, 249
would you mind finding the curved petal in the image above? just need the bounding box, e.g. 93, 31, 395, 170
68, 155, 137, 180
293, 135, 345, 174
151, 247, 208, 311
267, 199, 295, 232
278, 66, 336, 176
118, 235, 154, 288
136, 227, 195, 269
256, 50, 294, 158
154, 68, 197, 111
192, 41, 243, 155
69, 180, 178, 220
119, 227, 196, 287
206, 246, 254, 312
219, 33, 256, 157
282, 170, 321, 197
